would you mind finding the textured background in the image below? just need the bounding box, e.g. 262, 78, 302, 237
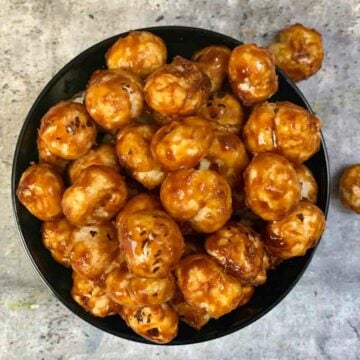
0, 1, 359, 359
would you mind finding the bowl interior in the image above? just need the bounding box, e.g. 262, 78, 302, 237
12, 26, 329, 345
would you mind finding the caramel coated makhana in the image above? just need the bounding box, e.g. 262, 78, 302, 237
16, 28, 328, 343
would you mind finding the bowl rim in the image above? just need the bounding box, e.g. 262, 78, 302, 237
11, 25, 330, 345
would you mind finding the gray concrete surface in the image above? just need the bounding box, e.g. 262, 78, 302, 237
0, 0, 359, 359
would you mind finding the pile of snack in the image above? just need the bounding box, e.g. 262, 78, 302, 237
16, 24, 359, 344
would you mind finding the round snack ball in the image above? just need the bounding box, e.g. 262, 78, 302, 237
244, 153, 301, 221
105, 267, 175, 307
175, 254, 242, 319
203, 131, 249, 189
122, 303, 178, 344
62, 165, 128, 226
243, 101, 321, 164
192, 45, 231, 92
144, 56, 211, 117
115, 193, 162, 229
37, 135, 69, 173
197, 92, 244, 135
268, 23, 324, 82
119, 209, 184, 278
160, 169, 232, 233
151, 116, 214, 171
339, 164, 360, 213
68, 144, 120, 183
42, 217, 74, 267
116, 124, 166, 189
16, 163, 64, 221
295, 164, 318, 203
85, 69, 143, 130
205, 222, 267, 286
228, 44, 278, 106
105, 31, 167, 77
170, 287, 210, 330
71, 271, 122, 317
39, 101, 97, 160
264, 200, 326, 259
70, 222, 119, 282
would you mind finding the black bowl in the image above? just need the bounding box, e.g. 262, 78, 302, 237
11, 26, 330, 345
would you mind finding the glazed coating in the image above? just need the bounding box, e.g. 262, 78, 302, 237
295, 164, 318, 203
151, 116, 214, 171
116, 124, 166, 189
131, 169, 167, 190
204, 131, 249, 188
175, 254, 242, 318
71, 271, 122, 317
170, 287, 210, 330
197, 92, 244, 135
62, 165, 128, 226
243, 101, 322, 164
85, 69, 144, 130
122, 303, 178, 344
192, 45, 231, 92
144, 56, 211, 116
70, 222, 119, 282
339, 164, 360, 213
105, 31, 167, 77
16, 163, 65, 221
42, 217, 74, 267
115, 193, 162, 229
205, 223, 266, 286
268, 23, 324, 82
228, 44, 278, 106
105, 267, 175, 306
160, 169, 232, 233
244, 153, 301, 221
264, 200, 326, 259
39, 101, 97, 160
237, 285, 255, 307
119, 209, 184, 278
37, 134, 69, 173
68, 144, 120, 183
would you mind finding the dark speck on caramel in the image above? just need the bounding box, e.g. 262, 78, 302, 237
147, 314, 152, 323
90, 231, 97, 237
147, 328, 159, 337
135, 308, 144, 323
141, 238, 150, 250
297, 213, 305, 222
74, 116, 81, 128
